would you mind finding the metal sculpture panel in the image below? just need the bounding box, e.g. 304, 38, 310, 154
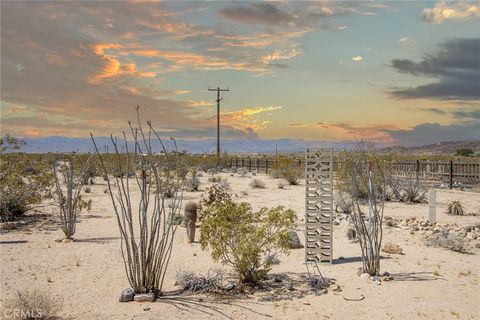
305, 148, 333, 263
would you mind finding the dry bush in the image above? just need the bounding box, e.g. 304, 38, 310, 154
5, 289, 62, 320
425, 231, 466, 253
185, 174, 200, 192
52, 158, 92, 240
84, 186, 92, 194
271, 158, 301, 185
200, 201, 294, 284
334, 191, 353, 214
91, 107, 182, 296
249, 178, 266, 189
208, 175, 221, 183
446, 200, 465, 216
175, 269, 223, 292
218, 177, 230, 190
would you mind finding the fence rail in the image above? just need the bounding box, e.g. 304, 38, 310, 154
228, 158, 480, 186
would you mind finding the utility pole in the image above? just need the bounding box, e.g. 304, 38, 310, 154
208, 86, 229, 166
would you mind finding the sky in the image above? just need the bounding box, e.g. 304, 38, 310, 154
1, 0, 479, 146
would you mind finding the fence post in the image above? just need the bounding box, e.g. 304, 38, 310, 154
265, 159, 269, 173
449, 160, 453, 189
416, 160, 420, 181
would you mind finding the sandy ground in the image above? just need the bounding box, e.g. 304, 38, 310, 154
1, 172, 479, 320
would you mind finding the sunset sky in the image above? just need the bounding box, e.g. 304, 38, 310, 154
1, 0, 479, 146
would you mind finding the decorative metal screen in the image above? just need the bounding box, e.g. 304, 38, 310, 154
305, 148, 334, 263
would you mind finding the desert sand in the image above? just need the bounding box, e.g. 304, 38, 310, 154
1, 172, 479, 320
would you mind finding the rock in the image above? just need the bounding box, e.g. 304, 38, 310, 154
134, 293, 155, 302
224, 283, 235, 290
62, 238, 73, 243
373, 280, 381, 285
119, 288, 135, 302
382, 242, 403, 254
359, 273, 370, 281
287, 230, 303, 249
273, 276, 283, 283
143, 307, 151, 311
287, 282, 295, 291
372, 276, 381, 282
198, 298, 204, 302
475, 243, 480, 249
466, 232, 474, 240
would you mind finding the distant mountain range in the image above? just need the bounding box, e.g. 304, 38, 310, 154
11, 136, 480, 155
17, 136, 357, 154
378, 140, 480, 155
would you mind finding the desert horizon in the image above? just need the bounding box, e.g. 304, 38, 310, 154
1, 1, 480, 320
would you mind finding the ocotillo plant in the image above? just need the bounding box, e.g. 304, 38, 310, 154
52, 157, 92, 240
349, 140, 386, 276
90, 107, 183, 296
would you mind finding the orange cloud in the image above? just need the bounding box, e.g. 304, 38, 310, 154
219, 106, 282, 130
188, 100, 213, 107
8, 105, 26, 114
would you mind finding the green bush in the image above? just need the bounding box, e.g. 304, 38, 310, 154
456, 148, 474, 157
200, 201, 294, 284
0, 136, 53, 222
197, 183, 232, 220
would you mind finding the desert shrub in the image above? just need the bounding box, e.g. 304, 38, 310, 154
336, 146, 387, 200
334, 191, 353, 214
175, 269, 223, 293
184, 171, 200, 192
446, 200, 465, 216
456, 148, 474, 157
271, 158, 301, 185
52, 159, 93, 239
198, 183, 232, 220
218, 177, 230, 190
5, 289, 62, 320
200, 201, 295, 284
84, 186, 92, 194
249, 178, 266, 189
425, 231, 466, 252
0, 136, 53, 222
237, 168, 248, 178
208, 175, 221, 183
400, 180, 427, 203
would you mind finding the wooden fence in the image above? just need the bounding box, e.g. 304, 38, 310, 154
228, 158, 480, 186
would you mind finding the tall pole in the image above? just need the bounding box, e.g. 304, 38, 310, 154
208, 86, 229, 166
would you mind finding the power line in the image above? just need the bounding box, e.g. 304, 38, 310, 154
208, 86, 229, 166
